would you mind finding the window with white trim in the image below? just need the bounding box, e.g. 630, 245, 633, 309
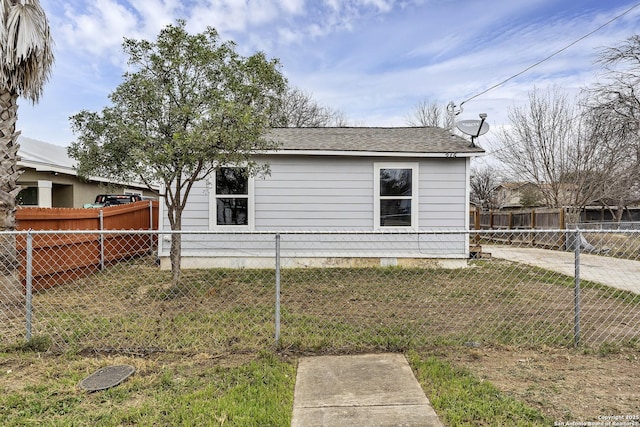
212, 167, 252, 227
374, 163, 418, 228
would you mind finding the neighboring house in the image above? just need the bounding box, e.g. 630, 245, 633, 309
17, 136, 156, 208
495, 182, 543, 209
495, 182, 590, 210
158, 127, 485, 269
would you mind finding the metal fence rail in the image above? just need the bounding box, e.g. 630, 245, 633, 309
1, 229, 639, 354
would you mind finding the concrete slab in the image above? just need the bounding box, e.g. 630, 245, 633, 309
291, 353, 443, 427
486, 245, 640, 294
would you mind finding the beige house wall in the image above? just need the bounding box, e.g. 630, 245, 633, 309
18, 168, 157, 208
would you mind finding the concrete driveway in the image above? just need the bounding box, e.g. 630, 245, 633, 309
485, 245, 640, 294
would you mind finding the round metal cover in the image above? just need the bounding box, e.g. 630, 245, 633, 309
79, 365, 135, 391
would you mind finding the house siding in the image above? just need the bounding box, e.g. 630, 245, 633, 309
255, 156, 374, 230
419, 161, 467, 227
159, 155, 469, 264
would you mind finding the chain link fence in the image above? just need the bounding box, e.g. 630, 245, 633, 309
1, 229, 639, 355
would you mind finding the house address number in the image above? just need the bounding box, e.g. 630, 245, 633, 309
445, 152, 457, 158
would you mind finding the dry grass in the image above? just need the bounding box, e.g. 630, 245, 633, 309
2, 256, 639, 355
2, 257, 640, 424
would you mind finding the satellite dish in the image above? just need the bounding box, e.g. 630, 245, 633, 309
456, 119, 489, 137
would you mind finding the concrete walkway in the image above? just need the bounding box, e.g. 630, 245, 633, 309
485, 245, 640, 294
291, 353, 443, 427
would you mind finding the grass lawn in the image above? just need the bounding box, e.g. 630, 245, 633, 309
1, 348, 553, 427
2, 259, 638, 425
1, 351, 295, 427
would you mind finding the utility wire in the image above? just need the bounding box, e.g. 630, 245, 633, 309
480, 108, 587, 158
460, 1, 640, 108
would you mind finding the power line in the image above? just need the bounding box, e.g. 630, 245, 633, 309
460, 1, 640, 108
480, 108, 587, 158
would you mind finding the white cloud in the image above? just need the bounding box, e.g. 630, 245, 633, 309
359, 0, 393, 13
277, 27, 302, 45
60, 0, 139, 58
187, 0, 305, 35
279, 0, 305, 15
18, 0, 640, 146
131, 0, 183, 37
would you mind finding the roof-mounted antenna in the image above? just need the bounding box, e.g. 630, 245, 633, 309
446, 102, 463, 134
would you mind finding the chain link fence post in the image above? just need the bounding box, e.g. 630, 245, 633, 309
149, 200, 154, 253
25, 231, 33, 341
275, 233, 281, 346
99, 210, 105, 271
574, 228, 581, 347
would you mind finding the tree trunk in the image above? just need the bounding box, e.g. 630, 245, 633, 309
170, 232, 181, 286
0, 90, 20, 270
167, 206, 182, 286
0, 90, 21, 233
0, 90, 23, 307
565, 206, 581, 227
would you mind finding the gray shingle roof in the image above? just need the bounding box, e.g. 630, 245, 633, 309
267, 127, 485, 155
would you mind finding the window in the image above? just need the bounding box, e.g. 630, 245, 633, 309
17, 187, 38, 206
212, 167, 251, 227
374, 163, 418, 228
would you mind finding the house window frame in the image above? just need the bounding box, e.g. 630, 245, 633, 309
209, 166, 254, 230
373, 162, 419, 230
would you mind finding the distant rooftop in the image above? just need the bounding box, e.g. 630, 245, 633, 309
18, 136, 76, 173
17, 136, 155, 189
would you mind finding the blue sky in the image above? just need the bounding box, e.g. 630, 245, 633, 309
19, 0, 640, 149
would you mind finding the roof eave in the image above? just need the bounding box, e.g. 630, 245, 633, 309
18, 160, 159, 190
258, 149, 486, 158
18, 159, 77, 176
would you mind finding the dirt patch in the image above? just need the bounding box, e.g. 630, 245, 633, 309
442, 345, 640, 423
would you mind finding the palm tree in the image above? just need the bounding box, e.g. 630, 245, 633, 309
0, 0, 54, 232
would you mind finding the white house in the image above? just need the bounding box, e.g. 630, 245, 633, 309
158, 127, 485, 269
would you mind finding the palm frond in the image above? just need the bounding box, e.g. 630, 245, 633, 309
0, 0, 10, 78
3, 0, 54, 102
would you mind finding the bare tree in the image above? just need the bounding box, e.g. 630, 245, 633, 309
495, 87, 613, 216
405, 99, 453, 128
588, 35, 640, 139
470, 165, 505, 209
271, 86, 348, 127
584, 35, 640, 220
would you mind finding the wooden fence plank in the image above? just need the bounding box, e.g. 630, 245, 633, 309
470, 207, 566, 250
16, 201, 159, 290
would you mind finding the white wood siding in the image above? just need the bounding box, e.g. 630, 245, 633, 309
255, 156, 373, 230
160, 155, 469, 259
419, 161, 467, 228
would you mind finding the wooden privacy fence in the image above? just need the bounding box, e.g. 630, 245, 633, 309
470, 208, 567, 249
470, 208, 566, 230
15, 201, 159, 290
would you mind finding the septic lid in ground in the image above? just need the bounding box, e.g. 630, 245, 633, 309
79, 365, 135, 391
